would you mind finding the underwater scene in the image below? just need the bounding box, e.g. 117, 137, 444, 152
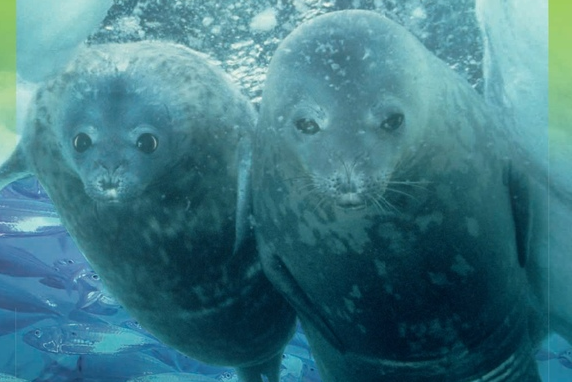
1, 0, 569, 381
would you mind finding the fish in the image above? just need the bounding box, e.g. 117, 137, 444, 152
0, 198, 65, 237
284, 332, 313, 362
120, 320, 157, 338
534, 347, 572, 369
217, 371, 238, 382
75, 290, 121, 316
75, 353, 177, 381
276, 353, 321, 382
39, 258, 92, 291
0, 246, 97, 302
51, 258, 87, 275
33, 352, 175, 382
280, 354, 304, 382
23, 322, 161, 355
558, 348, 572, 369
300, 361, 322, 382
31, 359, 79, 382
146, 346, 233, 375
0, 279, 62, 316
0, 311, 53, 336
0, 373, 30, 382
535, 348, 557, 361
39, 259, 120, 312
128, 372, 221, 382
2, 177, 50, 200
69, 264, 122, 315
0, 243, 59, 278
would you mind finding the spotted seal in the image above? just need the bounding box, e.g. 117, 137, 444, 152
252, 10, 543, 381
0, 41, 295, 382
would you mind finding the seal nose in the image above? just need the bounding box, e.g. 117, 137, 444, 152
333, 162, 367, 208
97, 161, 122, 174
336, 155, 365, 194
98, 176, 120, 191
338, 180, 358, 194
94, 161, 124, 191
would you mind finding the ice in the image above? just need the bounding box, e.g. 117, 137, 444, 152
15, 78, 37, 134
6, 0, 113, 166
17, 0, 113, 83
477, 1, 572, 369
250, 8, 278, 32
475, 0, 548, 166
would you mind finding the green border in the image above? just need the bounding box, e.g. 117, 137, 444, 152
0, 0, 17, 163
549, 0, 572, 146
0, 1, 16, 72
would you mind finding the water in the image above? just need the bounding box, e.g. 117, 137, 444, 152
1, 0, 560, 381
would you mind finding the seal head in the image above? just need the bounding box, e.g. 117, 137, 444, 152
259, 12, 431, 211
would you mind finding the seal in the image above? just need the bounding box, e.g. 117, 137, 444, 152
252, 10, 544, 381
0, 41, 296, 382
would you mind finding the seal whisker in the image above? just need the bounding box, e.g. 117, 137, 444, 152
341, 160, 353, 184
296, 182, 320, 193
370, 191, 400, 213
365, 194, 388, 214
285, 175, 317, 182
388, 180, 431, 190
286, 173, 332, 190
311, 195, 331, 214
298, 185, 324, 199
92, 201, 102, 223
294, 179, 329, 209
350, 151, 368, 172
391, 154, 417, 177
384, 186, 420, 201
291, 174, 331, 195
287, 175, 320, 186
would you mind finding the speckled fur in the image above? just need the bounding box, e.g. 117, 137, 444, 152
7, 41, 295, 381
253, 11, 543, 382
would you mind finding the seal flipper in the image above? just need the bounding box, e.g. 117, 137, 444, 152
266, 255, 345, 353
236, 352, 283, 382
504, 160, 532, 267
0, 145, 32, 191
233, 136, 253, 255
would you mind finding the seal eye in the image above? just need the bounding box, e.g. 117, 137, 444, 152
380, 113, 404, 131
136, 133, 159, 153
295, 118, 321, 135
73, 133, 92, 153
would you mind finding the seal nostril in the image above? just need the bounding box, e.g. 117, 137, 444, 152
338, 181, 358, 194
96, 161, 123, 176
98, 177, 119, 190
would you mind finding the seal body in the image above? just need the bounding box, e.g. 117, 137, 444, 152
0, 41, 295, 382
253, 10, 543, 381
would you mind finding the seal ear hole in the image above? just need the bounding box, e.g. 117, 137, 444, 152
295, 118, 321, 135
380, 113, 404, 132
73, 133, 92, 153
136, 133, 159, 154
